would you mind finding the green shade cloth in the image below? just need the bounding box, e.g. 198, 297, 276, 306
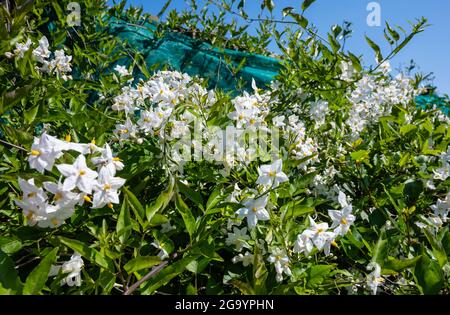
106, 16, 282, 93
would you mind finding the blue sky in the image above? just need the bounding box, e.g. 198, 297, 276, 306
108, 0, 450, 95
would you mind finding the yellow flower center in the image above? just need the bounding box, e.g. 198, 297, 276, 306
158, 113, 164, 118
83, 195, 92, 202
26, 211, 35, 220
103, 184, 112, 190
31, 150, 41, 156
65, 134, 71, 142
120, 129, 129, 134
317, 228, 324, 234
331, 241, 338, 248
252, 207, 258, 213
340, 218, 348, 225
54, 193, 62, 201
249, 118, 256, 125
79, 170, 86, 176
144, 118, 151, 123
268, 171, 276, 177
112, 157, 121, 162
27, 192, 37, 198
107, 203, 113, 209
51, 218, 59, 226
171, 98, 177, 105
275, 255, 281, 260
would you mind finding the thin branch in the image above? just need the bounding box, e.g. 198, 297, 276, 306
123, 252, 178, 295
0, 139, 28, 152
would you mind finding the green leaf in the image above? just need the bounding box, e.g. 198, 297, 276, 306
263, 0, 274, 12
350, 150, 370, 163
386, 22, 400, 41
306, 265, 333, 287
0, 236, 23, 254
372, 231, 388, 267
59, 237, 115, 272
98, 270, 116, 294
141, 255, 199, 294
289, 12, 308, 29
23, 248, 58, 295
174, 193, 197, 241
206, 186, 222, 211
382, 256, 421, 274
146, 178, 174, 222
230, 280, 255, 295
400, 124, 417, 135
177, 180, 203, 210
123, 186, 145, 222
124, 256, 161, 274
365, 36, 383, 63
117, 196, 131, 244
301, 0, 317, 11
423, 228, 448, 267
414, 252, 444, 295
24, 105, 39, 125
0, 249, 22, 294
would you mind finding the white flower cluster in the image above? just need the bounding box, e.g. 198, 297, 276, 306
6, 36, 72, 80
294, 191, 355, 256
433, 146, 450, 181
15, 133, 126, 228
309, 100, 329, 128
346, 71, 417, 139
228, 79, 270, 129
49, 252, 84, 287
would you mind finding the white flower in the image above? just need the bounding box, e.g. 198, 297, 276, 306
430, 197, 449, 223
91, 169, 125, 209
91, 144, 124, 176
302, 217, 336, 255
293, 232, 314, 256
114, 118, 138, 140
255, 159, 289, 188
32, 36, 51, 63
49, 252, 84, 287
328, 191, 356, 236
309, 100, 329, 127
161, 220, 176, 233
51, 49, 72, 80
433, 162, 450, 181
56, 154, 98, 194
272, 115, 286, 128
28, 133, 64, 173
366, 262, 384, 295
151, 240, 169, 260
267, 248, 292, 282
17, 178, 47, 206
43, 180, 79, 208
36, 203, 74, 228
236, 196, 270, 229
225, 227, 250, 252
114, 65, 130, 77
14, 38, 32, 58
232, 252, 254, 266
340, 61, 354, 82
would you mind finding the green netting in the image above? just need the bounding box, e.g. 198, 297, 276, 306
106, 16, 282, 93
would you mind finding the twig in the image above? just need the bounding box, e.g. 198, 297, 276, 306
0, 139, 28, 152
123, 252, 178, 295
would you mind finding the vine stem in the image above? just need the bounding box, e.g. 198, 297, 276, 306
123, 252, 178, 295
0, 139, 28, 152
